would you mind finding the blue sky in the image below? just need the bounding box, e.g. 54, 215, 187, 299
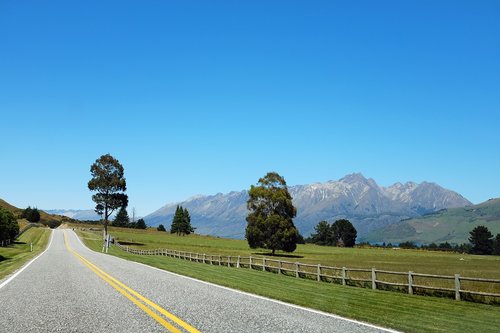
1, 1, 499, 216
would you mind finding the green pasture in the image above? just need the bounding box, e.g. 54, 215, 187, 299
0, 227, 51, 280
77, 226, 500, 279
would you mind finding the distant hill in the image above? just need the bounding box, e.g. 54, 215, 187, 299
363, 198, 500, 244
0, 199, 22, 214
44, 209, 101, 221
144, 173, 471, 240
0, 198, 76, 225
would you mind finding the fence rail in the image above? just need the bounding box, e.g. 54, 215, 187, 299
114, 241, 500, 303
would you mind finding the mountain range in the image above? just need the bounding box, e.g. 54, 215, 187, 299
144, 173, 471, 240
44, 209, 101, 221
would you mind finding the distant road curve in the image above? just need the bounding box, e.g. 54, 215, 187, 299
0, 229, 398, 333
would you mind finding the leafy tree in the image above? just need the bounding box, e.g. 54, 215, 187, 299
0, 207, 19, 242
310, 220, 332, 245
21, 206, 41, 223
135, 218, 147, 229
469, 225, 494, 255
157, 224, 166, 232
245, 172, 299, 255
331, 219, 357, 247
493, 234, 500, 256
88, 154, 128, 237
113, 206, 130, 227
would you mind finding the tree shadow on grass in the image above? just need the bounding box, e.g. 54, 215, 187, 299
13, 241, 26, 245
0, 255, 7, 263
118, 241, 145, 246
252, 252, 304, 259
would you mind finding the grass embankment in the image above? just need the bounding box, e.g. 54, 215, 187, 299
75, 227, 500, 333
0, 227, 51, 280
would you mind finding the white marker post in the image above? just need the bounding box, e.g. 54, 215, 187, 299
30, 242, 33, 252
105, 234, 111, 253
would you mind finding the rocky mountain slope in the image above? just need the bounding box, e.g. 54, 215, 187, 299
144, 173, 471, 240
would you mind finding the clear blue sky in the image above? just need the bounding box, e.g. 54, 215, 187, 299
1, 1, 499, 216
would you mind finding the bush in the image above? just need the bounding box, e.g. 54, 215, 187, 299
21, 206, 41, 223
157, 224, 166, 232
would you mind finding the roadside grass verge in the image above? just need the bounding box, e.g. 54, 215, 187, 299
76, 229, 500, 333
0, 227, 51, 280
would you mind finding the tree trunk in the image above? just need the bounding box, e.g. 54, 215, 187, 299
104, 205, 109, 238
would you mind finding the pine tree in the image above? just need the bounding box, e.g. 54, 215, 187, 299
469, 225, 494, 255
171, 206, 182, 235
113, 206, 129, 227
135, 218, 147, 229
157, 224, 166, 232
181, 207, 194, 235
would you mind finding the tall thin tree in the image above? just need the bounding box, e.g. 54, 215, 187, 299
88, 154, 128, 238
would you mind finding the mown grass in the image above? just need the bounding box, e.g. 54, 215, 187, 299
77, 225, 500, 279
76, 228, 500, 333
0, 227, 51, 280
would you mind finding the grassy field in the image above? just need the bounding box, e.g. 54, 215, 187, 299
0, 227, 51, 280
74, 226, 500, 333
77, 225, 500, 278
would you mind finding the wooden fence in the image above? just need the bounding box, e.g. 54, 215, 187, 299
114, 242, 500, 303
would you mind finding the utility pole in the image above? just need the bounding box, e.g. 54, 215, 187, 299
132, 207, 136, 223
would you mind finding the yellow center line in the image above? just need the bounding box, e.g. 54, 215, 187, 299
63, 231, 201, 333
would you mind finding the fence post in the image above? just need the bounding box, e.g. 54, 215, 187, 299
227, 256, 231, 267
317, 264, 321, 282
408, 271, 413, 295
342, 267, 346, 285
237, 256, 241, 268
295, 262, 299, 278
455, 274, 461, 301
218, 255, 221, 266
278, 261, 282, 275
203, 254, 206, 263
263, 258, 266, 271
372, 268, 377, 290
249, 256, 253, 268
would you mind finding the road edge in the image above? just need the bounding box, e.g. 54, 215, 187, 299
0, 229, 54, 290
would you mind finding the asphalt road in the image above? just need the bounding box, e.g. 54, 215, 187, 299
0, 229, 397, 332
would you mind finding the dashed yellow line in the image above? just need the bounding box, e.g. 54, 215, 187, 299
63, 232, 201, 333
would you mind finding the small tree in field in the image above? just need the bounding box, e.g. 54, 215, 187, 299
88, 154, 128, 237
135, 218, 147, 229
310, 221, 332, 245
113, 206, 130, 227
331, 219, 357, 248
170, 206, 194, 235
469, 226, 494, 255
157, 224, 166, 232
245, 172, 299, 255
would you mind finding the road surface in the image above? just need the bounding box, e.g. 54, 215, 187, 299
0, 229, 396, 332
